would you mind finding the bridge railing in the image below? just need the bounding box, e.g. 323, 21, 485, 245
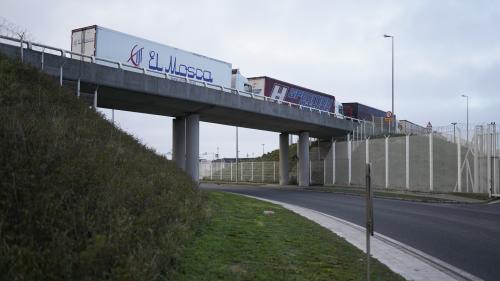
0, 34, 371, 127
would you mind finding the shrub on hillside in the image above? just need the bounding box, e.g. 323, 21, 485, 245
0, 55, 208, 280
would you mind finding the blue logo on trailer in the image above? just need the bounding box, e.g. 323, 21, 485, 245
127, 45, 214, 83
127, 44, 144, 66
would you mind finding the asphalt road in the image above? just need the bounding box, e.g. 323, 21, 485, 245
201, 183, 500, 281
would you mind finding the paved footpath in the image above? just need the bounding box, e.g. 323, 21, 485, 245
202, 184, 500, 281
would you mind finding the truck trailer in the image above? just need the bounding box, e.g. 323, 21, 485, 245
71, 25, 251, 91
342, 102, 389, 121
248, 76, 343, 116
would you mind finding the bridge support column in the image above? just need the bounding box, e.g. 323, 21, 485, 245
279, 133, 289, 185
186, 114, 200, 183
172, 117, 186, 170
298, 131, 310, 187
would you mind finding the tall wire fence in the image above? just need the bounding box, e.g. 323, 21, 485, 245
322, 123, 499, 196
199, 123, 499, 197
199, 161, 280, 183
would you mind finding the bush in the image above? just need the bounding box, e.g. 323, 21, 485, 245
0, 54, 208, 281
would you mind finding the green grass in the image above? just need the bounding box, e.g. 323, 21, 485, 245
0, 54, 207, 280
176, 191, 405, 281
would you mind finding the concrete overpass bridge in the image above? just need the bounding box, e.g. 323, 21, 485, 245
0, 36, 359, 186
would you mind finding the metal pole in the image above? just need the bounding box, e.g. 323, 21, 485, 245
236, 127, 239, 183
406, 135, 410, 190
451, 122, 457, 143
391, 36, 394, 116
93, 88, 98, 108
348, 134, 352, 185
466, 96, 469, 144
318, 138, 320, 160
273, 162, 276, 182
77, 79, 81, 98
309, 160, 312, 185
59, 66, 63, 86
384, 34, 395, 120
323, 159, 326, 185
251, 162, 254, 182
493, 123, 497, 195
19, 35, 24, 62
332, 140, 336, 185
457, 133, 462, 192
365, 163, 374, 281
385, 136, 389, 189
262, 161, 264, 182
429, 133, 434, 191
462, 95, 469, 144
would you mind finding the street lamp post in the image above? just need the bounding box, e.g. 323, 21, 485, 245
451, 122, 457, 143
384, 34, 395, 118
461, 94, 469, 144
236, 127, 239, 183
262, 144, 265, 156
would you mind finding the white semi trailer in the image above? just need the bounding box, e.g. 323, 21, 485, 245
71, 25, 251, 91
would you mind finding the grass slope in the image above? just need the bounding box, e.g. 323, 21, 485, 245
0, 55, 207, 280
177, 191, 405, 281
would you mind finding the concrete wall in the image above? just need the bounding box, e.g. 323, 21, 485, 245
388, 136, 406, 189
409, 135, 430, 192
433, 137, 458, 192
369, 138, 386, 189
351, 141, 366, 186
335, 141, 349, 185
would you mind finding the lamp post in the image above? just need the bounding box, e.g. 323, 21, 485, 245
262, 144, 265, 156
383, 34, 395, 117
461, 94, 469, 144
451, 122, 457, 143
236, 127, 239, 183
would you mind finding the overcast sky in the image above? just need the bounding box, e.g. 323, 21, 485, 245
2, 0, 499, 159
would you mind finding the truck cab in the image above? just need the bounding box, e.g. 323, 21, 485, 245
335, 100, 344, 118
231, 69, 252, 93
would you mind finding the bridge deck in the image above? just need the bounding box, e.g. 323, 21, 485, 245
0, 42, 354, 139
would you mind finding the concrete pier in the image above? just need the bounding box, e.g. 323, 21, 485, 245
298, 131, 310, 187
172, 117, 186, 170
279, 133, 290, 185
186, 114, 200, 183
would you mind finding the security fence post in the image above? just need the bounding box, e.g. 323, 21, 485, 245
348, 134, 352, 185
273, 162, 276, 183
429, 133, 434, 191
332, 141, 336, 185
457, 131, 462, 192
251, 162, 254, 182
262, 161, 264, 182
406, 135, 410, 190
385, 136, 390, 189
